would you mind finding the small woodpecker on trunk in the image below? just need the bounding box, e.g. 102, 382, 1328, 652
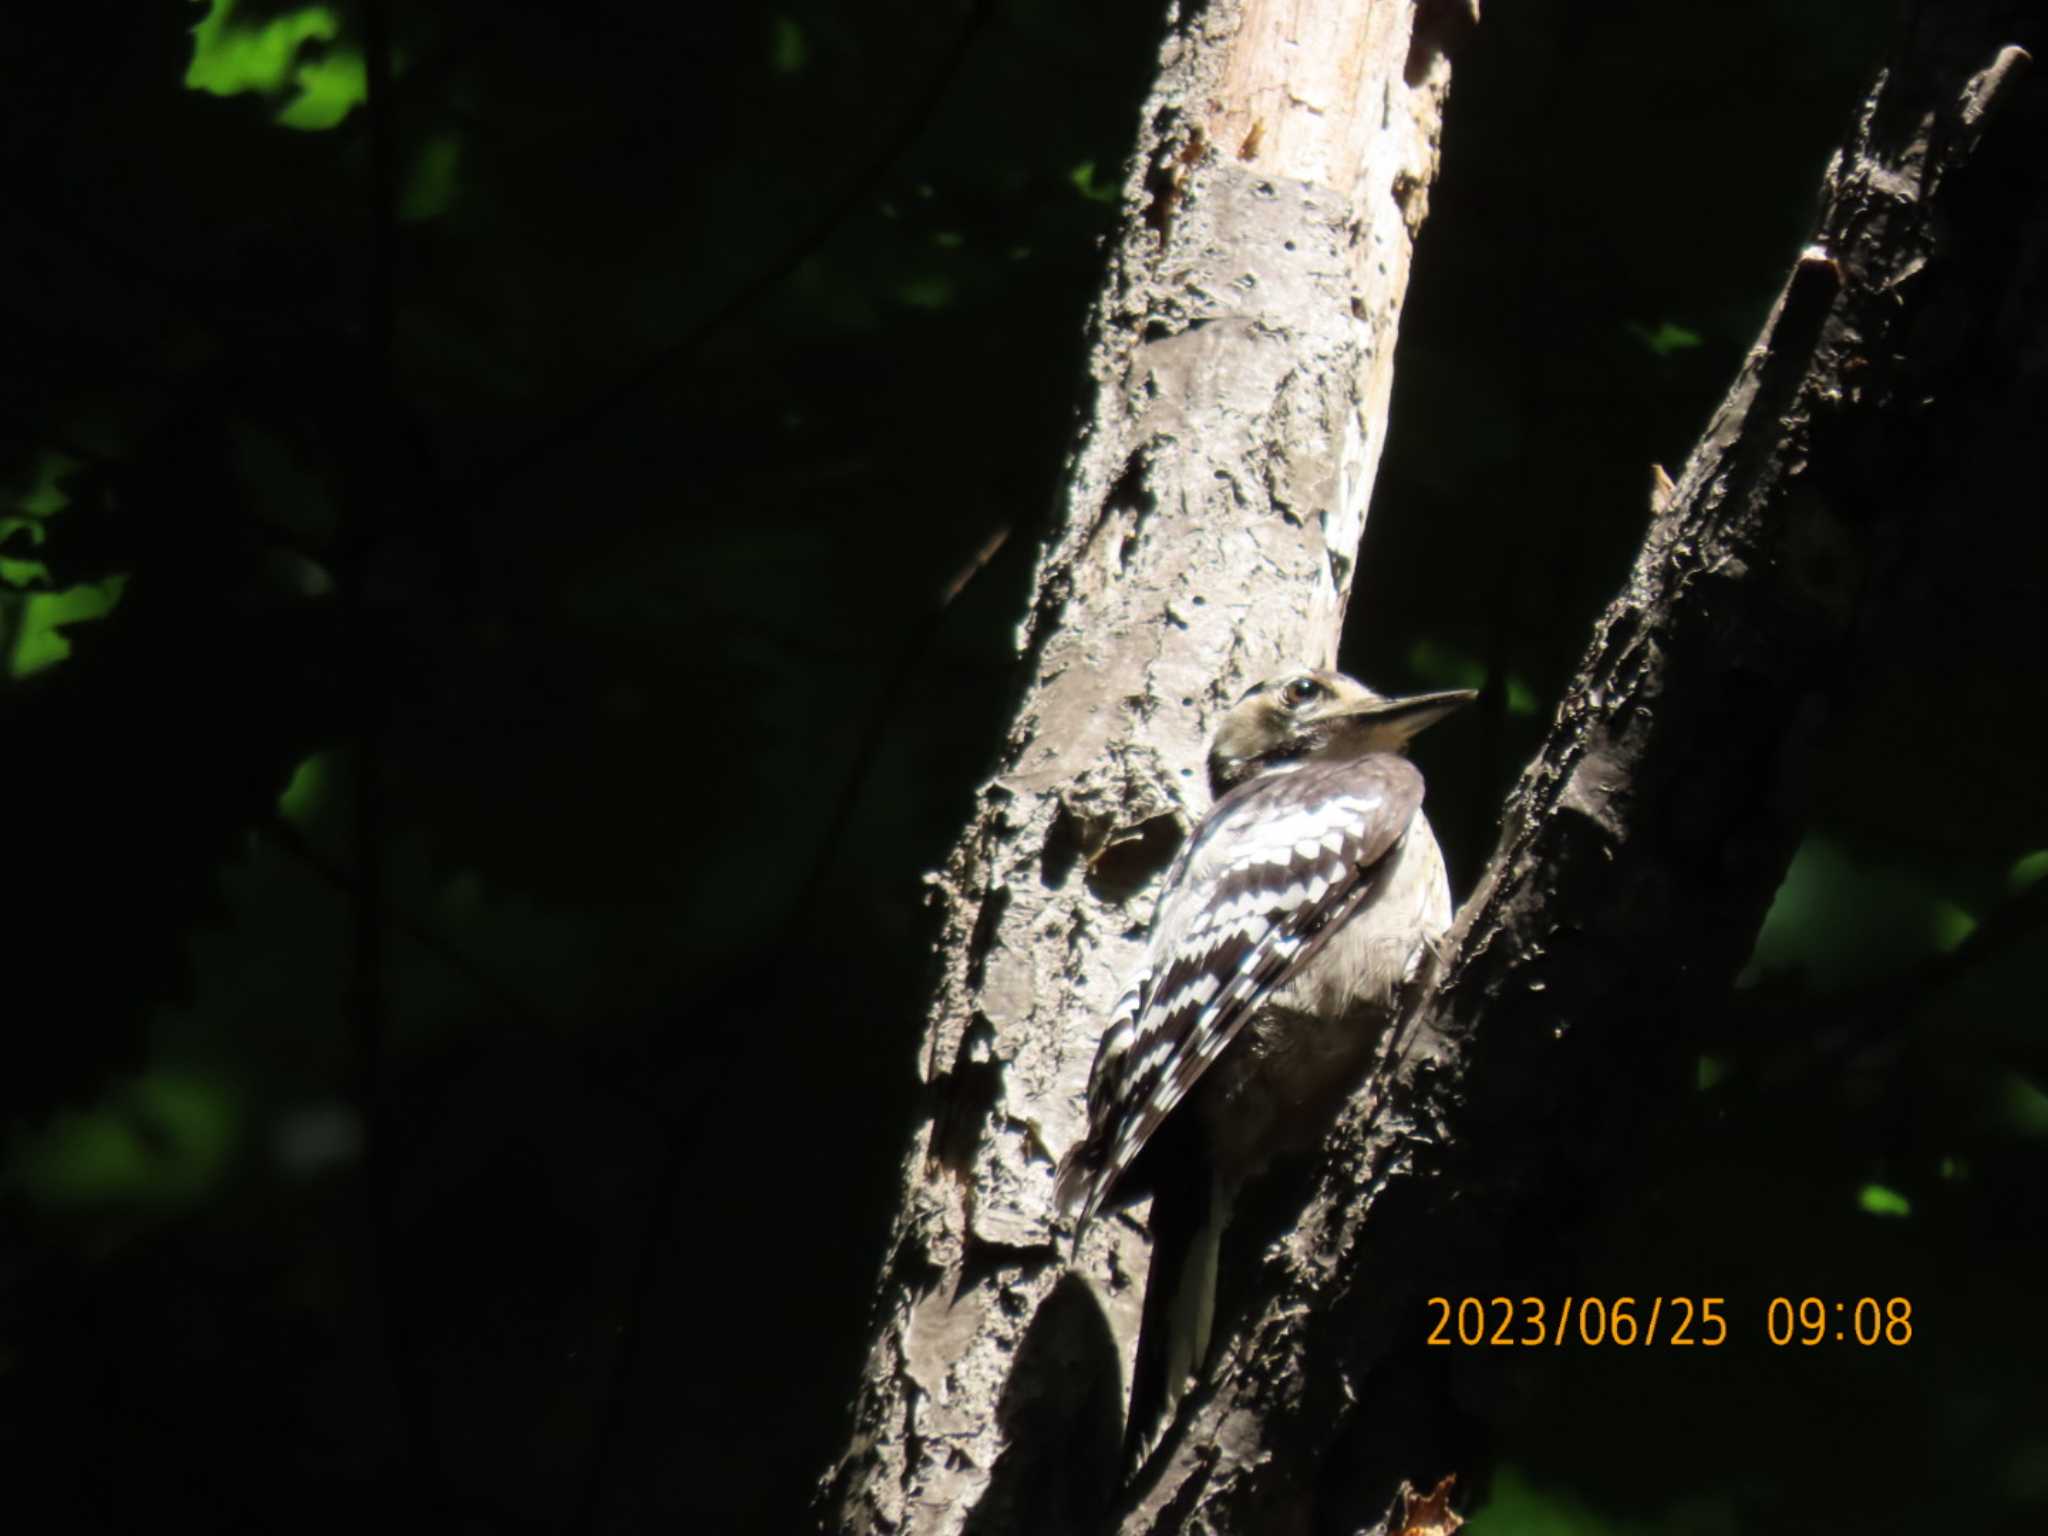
1055, 665, 1473, 1471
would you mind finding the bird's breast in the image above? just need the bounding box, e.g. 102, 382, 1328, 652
1195, 811, 1450, 1189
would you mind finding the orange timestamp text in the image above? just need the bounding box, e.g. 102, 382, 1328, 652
1425, 1295, 1913, 1347
1426, 1295, 1728, 1347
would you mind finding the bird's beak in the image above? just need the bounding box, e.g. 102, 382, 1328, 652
1337, 687, 1478, 742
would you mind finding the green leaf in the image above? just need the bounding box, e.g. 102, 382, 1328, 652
9, 1075, 240, 1212
8, 575, 127, 679
277, 46, 365, 130
896, 275, 955, 311
1628, 320, 1705, 357
2, 450, 75, 572
277, 753, 332, 825
769, 16, 807, 77
1930, 899, 1977, 953
1740, 837, 1968, 990
2008, 849, 2048, 893
185, 0, 339, 98
401, 133, 463, 222
0, 556, 48, 587
2001, 1073, 2048, 1137
1467, 1464, 1629, 1535
1067, 160, 1118, 204
1405, 638, 1539, 717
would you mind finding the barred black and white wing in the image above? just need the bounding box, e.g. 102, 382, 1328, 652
1054, 754, 1424, 1229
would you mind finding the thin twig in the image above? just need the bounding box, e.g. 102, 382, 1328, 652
787, 524, 1010, 934
262, 814, 557, 1031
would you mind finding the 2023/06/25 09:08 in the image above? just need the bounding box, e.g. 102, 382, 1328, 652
1423, 1295, 1914, 1347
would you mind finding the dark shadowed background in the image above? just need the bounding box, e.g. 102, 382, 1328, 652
3, 1, 2042, 1530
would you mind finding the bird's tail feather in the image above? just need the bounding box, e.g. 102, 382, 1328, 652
1121, 1159, 1224, 1474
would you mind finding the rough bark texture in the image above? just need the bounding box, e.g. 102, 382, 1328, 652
815, 3, 1457, 1532
1127, 7, 2044, 1533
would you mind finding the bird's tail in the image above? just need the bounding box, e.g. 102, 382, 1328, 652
1121, 1158, 1225, 1474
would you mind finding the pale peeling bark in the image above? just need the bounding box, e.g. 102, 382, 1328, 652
1126, 8, 2044, 1534
815, 3, 1457, 1533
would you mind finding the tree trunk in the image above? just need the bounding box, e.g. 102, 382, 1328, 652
1125, 7, 2044, 1534
815, 2, 1460, 1532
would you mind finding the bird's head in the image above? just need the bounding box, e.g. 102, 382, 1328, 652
1206, 666, 1476, 795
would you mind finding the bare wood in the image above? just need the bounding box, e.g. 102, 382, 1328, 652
815, 3, 1456, 1531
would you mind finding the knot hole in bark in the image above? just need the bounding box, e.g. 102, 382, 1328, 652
1043, 801, 1182, 903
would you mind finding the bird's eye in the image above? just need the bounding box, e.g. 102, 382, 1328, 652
1282, 676, 1323, 708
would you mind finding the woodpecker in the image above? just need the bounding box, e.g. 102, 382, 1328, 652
1054, 666, 1473, 1470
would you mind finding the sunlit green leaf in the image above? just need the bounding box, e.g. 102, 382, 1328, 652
277, 46, 365, 129
8, 575, 128, 679
185, 0, 339, 97
4, 452, 124, 674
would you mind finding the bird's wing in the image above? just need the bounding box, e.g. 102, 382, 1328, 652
1055, 754, 1424, 1226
